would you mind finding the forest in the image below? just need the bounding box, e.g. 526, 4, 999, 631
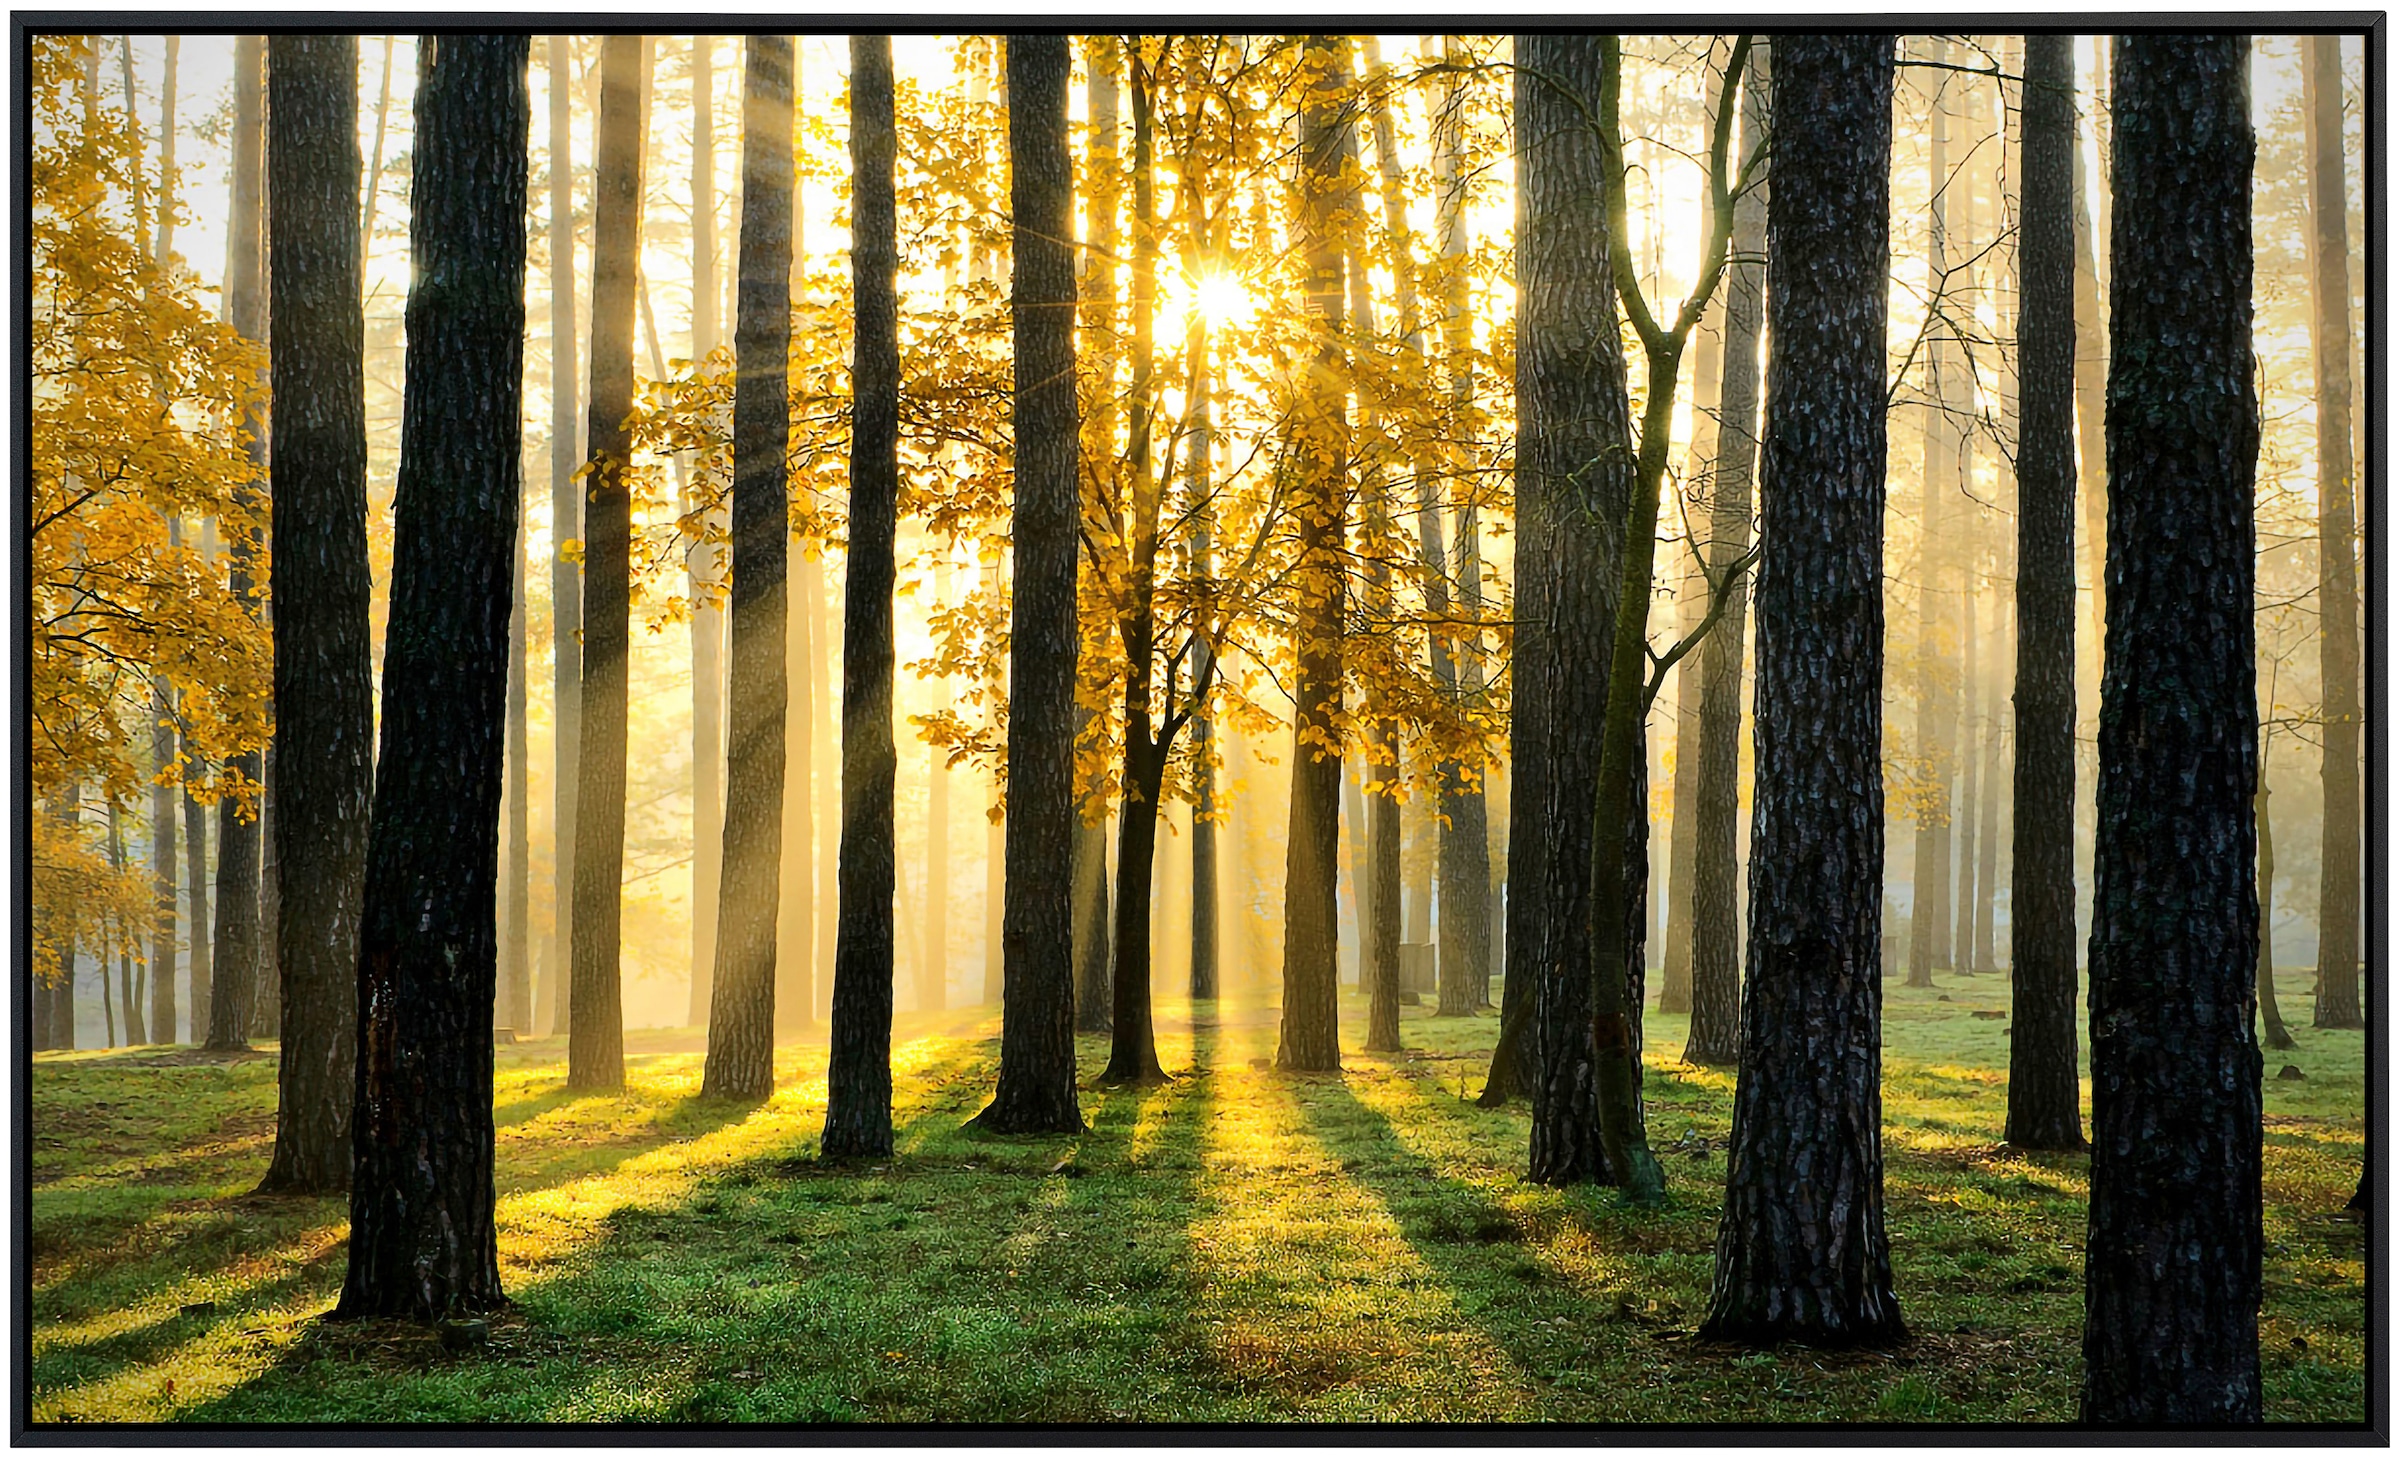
25, 28, 2372, 1427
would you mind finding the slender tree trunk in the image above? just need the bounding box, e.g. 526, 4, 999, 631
1102, 753, 1169, 1083
688, 34, 728, 1031
779, 48, 818, 1039
1974, 607, 2005, 973
151, 651, 179, 1044
2004, 32, 2086, 1153
1906, 35, 1955, 992
568, 36, 646, 1092
1512, 34, 1631, 1183
503, 469, 530, 1031
1187, 300, 1220, 1002
358, 37, 393, 270
105, 807, 125, 1047
1954, 582, 1982, 975
823, 35, 900, 1158
1275, 35, 1351, 1075
256, 758, 281, 1042
546, 33, 581, 1041
2081, 34, 2261, 1424
337, 32, 528, 1322
186, 750, 211, 1042
207, 33, 267, 1054
1072, 774, 1113, 1032
2071, 44, 2111, 706
2305, 34, 2363, 1032
156, 37, 178, 264
1699, 32, 1905, 1347
698, 35, 793, 1102
260, 34, 372, 1193
2258, 777, 2295, 1050
1683, 41, 1768, 1070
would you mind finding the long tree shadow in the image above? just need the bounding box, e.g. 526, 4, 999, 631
183, 1028, 1223, 1423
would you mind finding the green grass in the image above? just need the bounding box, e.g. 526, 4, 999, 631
29, 973, 2367, 1424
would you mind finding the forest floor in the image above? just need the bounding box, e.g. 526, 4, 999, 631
28, 973, 2367, 1426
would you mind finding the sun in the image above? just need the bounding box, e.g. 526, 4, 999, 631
1184, 266, 1257, 332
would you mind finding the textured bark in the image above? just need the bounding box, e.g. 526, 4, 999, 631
2305, 35, 2363, 1033
260, 34, 371, 1194
1700, 33, 1904, 1348
1905, 35, 1955, 992
823, 35, 900, 1158
337, 32, 527, 1321
1513, 34, 1631, 1184
2005, 33, 2086, 1153
568, 36, 645, 1092
700, 36, 792, 1103
688, 35, 727, 1031
545, 33, 580, 1042
1684, 42, 1768, 1070
207, 33, 266, 1054
2082, 35, 2262, 1424
1274, 36, 1350, 1075
973, 33, 1083, 1134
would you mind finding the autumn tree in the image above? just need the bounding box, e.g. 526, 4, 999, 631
2003, 31, 2085, 1152
259, 34, 372, 1193
975, 32, 1085, 1135
824, 34, 901, 1160
699, 34, 793, 1103
568, 35, 646, 1092
1699, 32, 1905, 1347
338, 30, 528, 1323
2081, 32, 2262, 1424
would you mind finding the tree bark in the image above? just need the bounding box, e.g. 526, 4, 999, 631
823, 34, 900, 1159
1905, 35, 1955, 992
1683, 41, 1768, 1070
545, 33, 581, 1042
1274, 36, 1351, 1075
260, 34, 372, 1193
337, 31, 527, 1322
972, 33, 1084, 1132
2257, 778, 2295, 1050
2305, 34, 2363, 1032
186, 750, 211, 1042
699, 35, 792, 1103
2005, 32, 2087, 1153
207, 33, 267, 1054
1699, 32, 1905, 1348
151, 663, 179, 1045
1513, 34, 1631, 1184
568, 36, 646, 1092
2081, 34, 2261, 1424
1660, 308, 1719, 1019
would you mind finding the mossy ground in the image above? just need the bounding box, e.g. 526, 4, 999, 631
28, 972, 2366, 1425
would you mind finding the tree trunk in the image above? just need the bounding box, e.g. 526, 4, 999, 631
1974, 604, 2005, 972
1660, 303, 1720, 1017
1905, 35, 1955, 992
1102, 753, 1169, 1084
545, 33, 581, 1042
1187, 305, 1220, 1003
822, 34, 900, 1159
150, 665, 179, 1044
1513, 34, 1632, 1184
207, 33, 267, 1054
1683, 41, 1768, 1070
778, 44, 818, 1040
1954, 583, 1982, 975
2305, 34, 2363, 1032
972, 33, 1082, 1133
567, 36, 646, 1092
260, 34, 372, 1193
256, 757, 281, 1041
2081, 35, 2262, 1424
186, 758, 211, 1042
1072, 761, 1113, 1033
1274, 35, 1351, 1075
2005, 33, 2087, 1153
1699, 32, 1905, 1348
699, 35, 792, 1103
504, 461, 531, 1032
337, 32, 527, 1322
105, 806, 126, 1047
687, 34, 728, 1032
2071, 43, 2111, 711
2257, 778, 2294, 1050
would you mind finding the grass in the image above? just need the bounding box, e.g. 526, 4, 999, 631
27, 972, 2368, 1425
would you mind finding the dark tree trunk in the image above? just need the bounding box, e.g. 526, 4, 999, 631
207, 33, 267, 1055
1684, 41, 1768, 1071
1274, 35, 1350, 1075
823, 35, 900, 1158
337, 31, 528, 1322
546, 32, 580, 1041
2005, 33, 2087, 1153
977, 33, 1084, 1133
150, 680, 178, 1044
1699, 33, 1905, 1348
260, 34, 372, 1194
2081, 34, 2262, 1425
568, 35, 645, 1091
1102, 755, 1168, 1083
700, 35, 793, 1103
1513, 34, 1632, 1185
2305, 34, 2363, 1033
